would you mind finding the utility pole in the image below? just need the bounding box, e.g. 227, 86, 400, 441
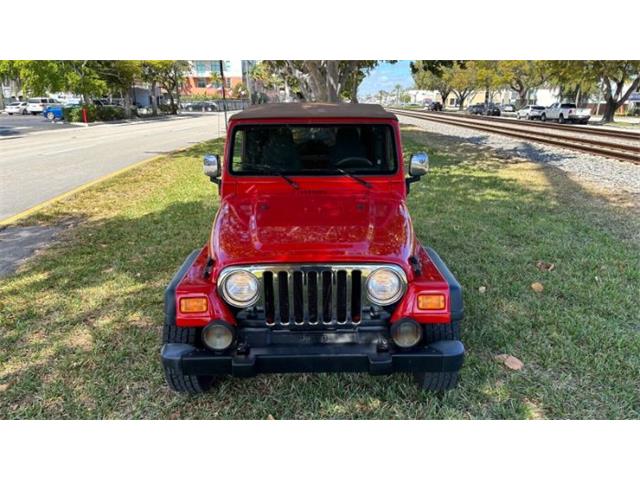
219, 60, 228, 129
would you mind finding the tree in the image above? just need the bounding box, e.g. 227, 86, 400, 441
496, 60, 548, 108
450, 62, 479, 110
145, 61, 190, 114
259, 61, 386, 103
394, 84, 402, 105
411, 61, 466, 108
546, 61, 640, 122
7, 61, 107, 103
232, 82, 248, 99
473, 60, 506, 105
95, 60, 141, 117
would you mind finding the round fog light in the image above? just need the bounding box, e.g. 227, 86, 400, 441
390, 319, 422, 349
202, 321, 235, 351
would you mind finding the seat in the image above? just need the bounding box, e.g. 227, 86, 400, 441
261, 128, 300, 170
332, 127, 367, 164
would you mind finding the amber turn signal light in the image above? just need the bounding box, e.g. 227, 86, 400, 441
417, 294, 445, 310
179, 297, 208, 313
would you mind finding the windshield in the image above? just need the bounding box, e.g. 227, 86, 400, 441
532, 106, 545, 110
230, 124, 397, 175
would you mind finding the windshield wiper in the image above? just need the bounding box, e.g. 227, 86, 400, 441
250, 165, 299, 189
331, 168, 372, 189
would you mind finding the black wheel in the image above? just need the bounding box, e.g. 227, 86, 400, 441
414, 370, 459, 391
414, 320, 461, 391
162, 324, 217, 394
8, 113, 13, 115
31, 111, 37, 115
540, 113, 546, 122
22, 109, 28, 115
558, 114, 565, 124
46, 112, 55, 121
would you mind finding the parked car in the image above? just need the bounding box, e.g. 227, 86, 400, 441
483, 103, 501, 116
26, 97, 57, 115
467, 104, 485, 115
468, 103, 501, 116
499, 104, 517, 116
161, 103, 465, 394
516, 105, 546, 120
426, 101, 443, 111
43, 104, 65, 121
542, 103, 591, 124
4, 101, 29, 115
185, 101, 219, 112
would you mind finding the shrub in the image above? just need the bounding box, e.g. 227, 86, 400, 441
62, 104, 126, 122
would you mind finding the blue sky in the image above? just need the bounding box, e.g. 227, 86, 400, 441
358, 60, 414, 96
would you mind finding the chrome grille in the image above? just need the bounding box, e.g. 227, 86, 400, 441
219, 264, 406, 328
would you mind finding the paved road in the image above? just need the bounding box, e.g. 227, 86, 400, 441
0, 111, 79, 137
0, 113, 228, 221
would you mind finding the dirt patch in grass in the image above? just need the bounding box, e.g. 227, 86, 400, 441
1, 130, 638, 419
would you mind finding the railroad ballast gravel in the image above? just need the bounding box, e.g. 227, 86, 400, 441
397, 114, 640, 196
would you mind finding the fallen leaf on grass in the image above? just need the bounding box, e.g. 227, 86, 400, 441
531, 282, 544, 293
478, 286, 487, 294
495, 354, 524, 371
0, 383, 9, 393
536, 261, 555, 272
267, 414, 275, 420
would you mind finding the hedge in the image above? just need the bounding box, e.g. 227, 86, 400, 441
62, 105, 127, 122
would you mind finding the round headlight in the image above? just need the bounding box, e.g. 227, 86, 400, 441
221, 270, 259, 307
366, 268, 404, 305
202, 321, 235, 351
390, 319, 422, 348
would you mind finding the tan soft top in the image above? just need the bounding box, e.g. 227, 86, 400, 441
230, 102, 397, 121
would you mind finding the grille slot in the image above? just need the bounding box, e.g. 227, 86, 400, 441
262, 267, 363, 327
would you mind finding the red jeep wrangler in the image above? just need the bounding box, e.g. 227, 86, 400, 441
161, 103, 464, 393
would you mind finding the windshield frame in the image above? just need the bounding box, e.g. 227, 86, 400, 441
227, 122, 399, 177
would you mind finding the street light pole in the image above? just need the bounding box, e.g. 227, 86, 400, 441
219, 60, 228, 129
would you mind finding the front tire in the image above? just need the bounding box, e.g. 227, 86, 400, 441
414, 370, 459, 391
46, 112, 55, 121
540, 113, 546, 122
162, 324, 217, 394
559, 114, 565, 124
414, 320, 461, 391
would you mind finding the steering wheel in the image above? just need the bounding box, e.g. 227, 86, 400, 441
335, 157, 373, 168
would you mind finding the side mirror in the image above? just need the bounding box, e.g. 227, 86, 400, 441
203, 154, 220, 185
409, 152, 429, 177
406, 152, 429, 193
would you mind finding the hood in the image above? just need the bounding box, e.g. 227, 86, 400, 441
211, 190, 414, 269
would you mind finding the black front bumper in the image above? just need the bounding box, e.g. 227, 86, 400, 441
161, 340, 464, 377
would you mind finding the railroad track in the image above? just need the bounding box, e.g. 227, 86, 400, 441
389, 108, 640, 164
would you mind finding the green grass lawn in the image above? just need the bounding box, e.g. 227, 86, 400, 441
1, 127, 638, 419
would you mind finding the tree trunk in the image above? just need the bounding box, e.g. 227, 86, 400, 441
123, 88, 132, 118
601, 98, 617, 123
442, 92, 449, 108
150, 80, 158, 116
350, 70, 359, 103
325, 61, 341, 102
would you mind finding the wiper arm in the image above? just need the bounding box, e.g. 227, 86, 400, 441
250, 164, 299, 189
333, 168, 372, 189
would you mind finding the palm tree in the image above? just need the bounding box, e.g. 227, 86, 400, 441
394, 84, 402, 105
